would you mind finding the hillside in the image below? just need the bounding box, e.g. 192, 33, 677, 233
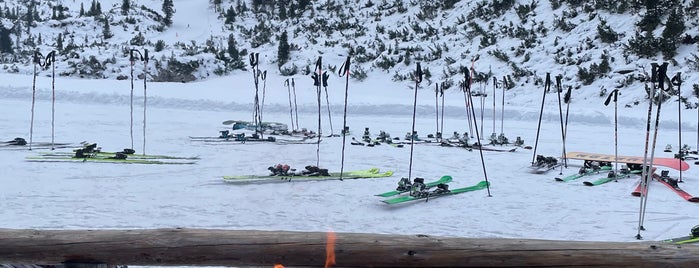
0, 0, 698, 107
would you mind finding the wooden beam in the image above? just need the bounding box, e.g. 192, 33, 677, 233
0, 228, 696, 267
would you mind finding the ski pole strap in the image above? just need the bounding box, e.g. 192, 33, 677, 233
415, 62, 423, 83
339, 56, 350, 77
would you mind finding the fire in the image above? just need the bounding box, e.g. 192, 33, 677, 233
325, 231, 336, 268
273, 264, 284, 268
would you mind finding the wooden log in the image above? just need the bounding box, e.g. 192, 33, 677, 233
0, 228, 697, 267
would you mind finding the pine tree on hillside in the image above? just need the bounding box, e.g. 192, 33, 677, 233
224, 6, 236, 24
227, 34, 245, 69
56, 33, 63, 51
121, 0, 131, 15
80, 3, 85, 17
277, 31, 290, 67
660, 7, 685, 58
103, 20, 113, 39
163, 0, 174, 26
0, 27, 13, 54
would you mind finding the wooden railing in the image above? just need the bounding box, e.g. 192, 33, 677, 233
0, 228, 696, 267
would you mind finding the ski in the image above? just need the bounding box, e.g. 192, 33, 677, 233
222, 168, 393, 184
583, 169, 642, 186
653, 172, 699, 202
375, 175, 453, 197
37, 151, 199, 160
663, 226, 699, 244
631, 178, 649, 197
566, 151, 689, 171
555, 165, 612, 182
25, 156, 196, 165
440, 141, 516, 152
382, 180, 489, 204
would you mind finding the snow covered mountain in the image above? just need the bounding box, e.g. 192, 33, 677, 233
0, 0, 697, 98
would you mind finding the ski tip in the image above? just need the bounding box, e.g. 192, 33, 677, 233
554, 177, 563, 181
583, 182, 594, 186
689, 197, 699, 203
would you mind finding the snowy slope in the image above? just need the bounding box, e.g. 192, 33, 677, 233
1, 68, 698, 244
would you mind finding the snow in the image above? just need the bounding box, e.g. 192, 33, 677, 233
1, 69, 698, 245
1, 3, 699, 266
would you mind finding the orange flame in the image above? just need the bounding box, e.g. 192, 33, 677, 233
325, 231, 336, 268
273, 264, 284, 268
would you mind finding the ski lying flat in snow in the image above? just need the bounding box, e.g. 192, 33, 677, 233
565, 151, 689, 171
631, 178, 649, 197
652, 174, 699, 202
439, 142, 517, 152
555, 166, 612, 182
382, 180, 489, 204
528, 163, 563, 174
189, 136, 317, 144
222, 168, 393, 184
375, 175, 453, 197
582, 170, 642, 186
663, 236, 699, 245
25, 156, 196, 165
38, 151, 200, 160
0, 142, 75, 150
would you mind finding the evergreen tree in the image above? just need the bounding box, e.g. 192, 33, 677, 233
121, 0, 131, 15
80, 3, 85, 17
56, 33, 63, 51
660, 8, 685, 58
163, 0, 175, 26
277, 0, 287, 20
103, 20, 113, 39
227, 34, 245, 69
224, 6, 236, 24
277, 31, 290, 67
662, 8, 685, 40
0, 27, 13, 54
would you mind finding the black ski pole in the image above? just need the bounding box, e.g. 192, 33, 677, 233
555, 75, 567, 170
673, 72, 683, 183
46, 51, 56, 150
285, 79, 295, 130
29, 51, 42, 150
531, 73, 550, 166
604, 89, 619, 181
338, 56, 351, 180
466, 71, 492, 197
408, 62, 423, 181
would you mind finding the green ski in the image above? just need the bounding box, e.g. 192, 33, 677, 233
555, 165, 611, 182
223, 168, 393, 184
583, 169, 642, 186
375, 175, 453, 197
38, 151, 199, 160
382, 180, 489, 204
26, 156, 196, 165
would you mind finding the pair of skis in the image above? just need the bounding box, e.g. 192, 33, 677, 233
631, 174, 699, 202
222, 167, 393, 184
376, 176, 489, 204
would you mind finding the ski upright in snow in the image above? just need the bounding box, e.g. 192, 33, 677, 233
375, 176, 453, 197
382, 180, 489, 204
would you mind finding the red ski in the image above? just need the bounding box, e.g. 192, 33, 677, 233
631, 178, 649, 197
566, 152, 689, 171
653, 173, 699, 203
